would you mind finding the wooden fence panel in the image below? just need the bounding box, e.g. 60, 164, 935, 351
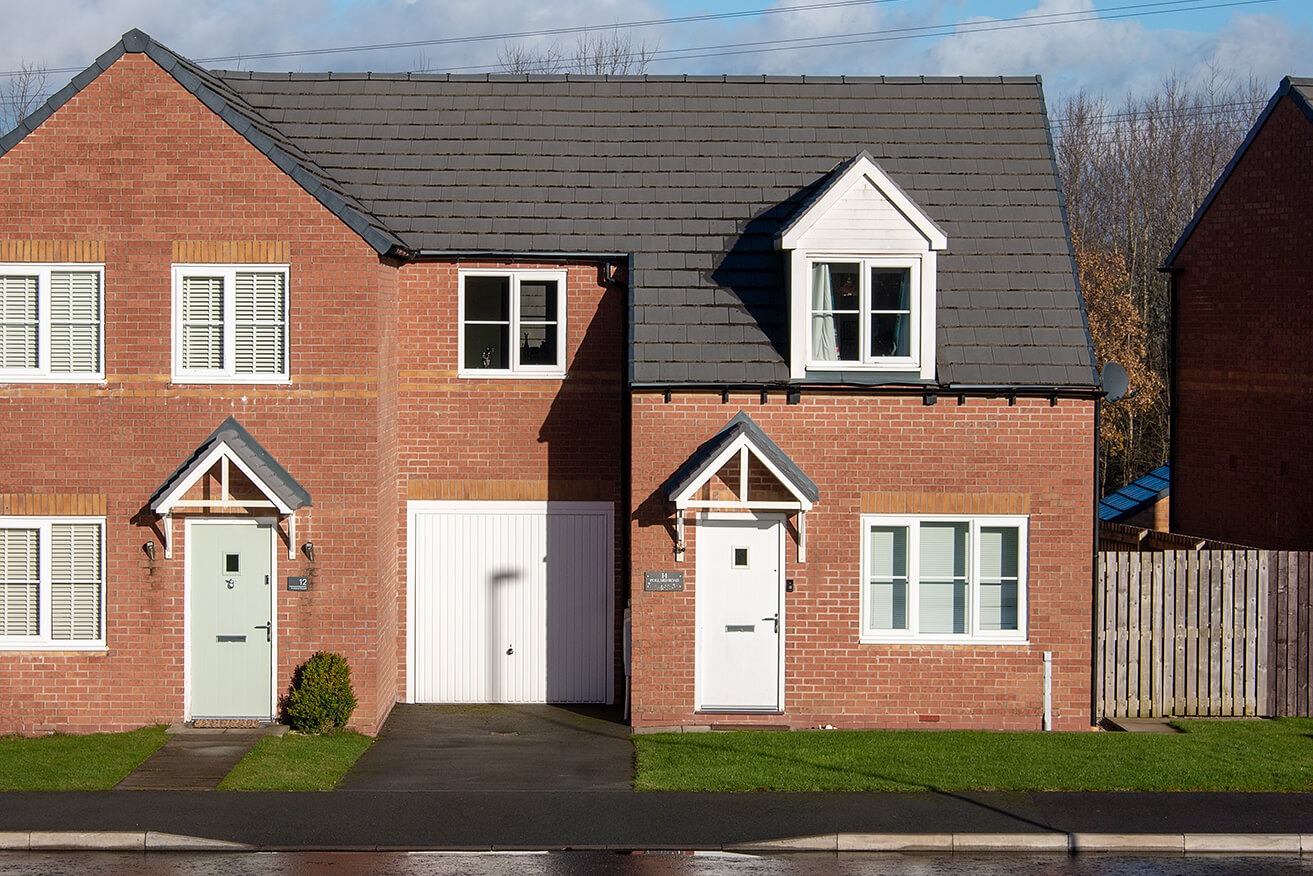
1096, 549, 1293, 718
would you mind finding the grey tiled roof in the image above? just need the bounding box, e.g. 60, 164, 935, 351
149, 416, 312, 513
214, 70, 1094, 388
5, 29, 1097, 389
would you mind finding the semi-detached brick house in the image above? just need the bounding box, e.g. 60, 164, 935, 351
0, 29, 1099, 735
1165, 77, 1313, 551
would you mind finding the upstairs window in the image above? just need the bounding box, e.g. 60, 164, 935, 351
809, 260, 918, 366
778, 153, 946, 381
459, 270, 566, 377
0, 518, 105, 650
173, 265, 289, 382
0, 265, 103, 381
861, 515, 1027, 643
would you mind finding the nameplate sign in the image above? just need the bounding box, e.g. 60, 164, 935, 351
644, 571, 684, 592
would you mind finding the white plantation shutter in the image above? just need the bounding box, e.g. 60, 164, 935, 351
234, 271, 286, 375
181, 275, 225, 370
0, 275, 39, 369
978, 526, 1020, 632
866, 525, 908, 631
918, 522, 968, 634
49, 271, 101, 374
0, 528, 39, 637
49, 523, 102, 642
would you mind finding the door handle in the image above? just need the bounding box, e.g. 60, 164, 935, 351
254, 621, 271, 643
762, 614, 779, 633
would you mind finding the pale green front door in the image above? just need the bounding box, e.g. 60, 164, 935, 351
190, 521, 274, 720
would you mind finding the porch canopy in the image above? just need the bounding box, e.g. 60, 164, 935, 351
148, 416, 311, 558
663, 411, 819, 561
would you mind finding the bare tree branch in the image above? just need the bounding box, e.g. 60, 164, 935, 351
498, 29, 655, 75
1055, 71, 1267, 492
1, 61, 50, 133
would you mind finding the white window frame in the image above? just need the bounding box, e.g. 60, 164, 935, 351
0, 263, 105, 382
0, 516, 106, 651
859, 514, 1028, 644
171, 264, 291, 383
803, 255, 927, 373
458, 269, 567, 378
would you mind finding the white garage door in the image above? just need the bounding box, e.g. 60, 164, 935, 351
408, 501, 614, 704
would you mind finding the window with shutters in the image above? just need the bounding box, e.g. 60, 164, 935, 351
0, 264, 104, 381
172, 265, 289, 382
859, 515, 1027, 643
0, 518, 105, 650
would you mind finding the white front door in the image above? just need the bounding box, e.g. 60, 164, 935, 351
696, 515, 784, 712
189, 520, 275, 720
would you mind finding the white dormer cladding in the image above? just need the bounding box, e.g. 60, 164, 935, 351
778, 152, 948, 381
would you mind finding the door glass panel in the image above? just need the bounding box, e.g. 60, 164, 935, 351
732, 547, 749, 568
225, 553, 240, 574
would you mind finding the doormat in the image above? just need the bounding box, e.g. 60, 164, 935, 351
191, 719, 264, 729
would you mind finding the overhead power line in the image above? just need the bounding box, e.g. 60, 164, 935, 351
0, 0, 1278, 84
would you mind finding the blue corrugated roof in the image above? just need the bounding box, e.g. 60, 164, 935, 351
1099, 464, 1169, 522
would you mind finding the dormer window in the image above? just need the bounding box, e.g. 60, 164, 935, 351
778, 152, 947, 381
809, 259, 919, 367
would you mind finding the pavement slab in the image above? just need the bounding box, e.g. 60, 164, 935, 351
114, 725, 286, 791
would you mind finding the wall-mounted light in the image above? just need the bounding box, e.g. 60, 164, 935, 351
143, 541, 157, 562
301, 542, 316, 564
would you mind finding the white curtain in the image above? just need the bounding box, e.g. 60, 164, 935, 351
810, 263, 838, 360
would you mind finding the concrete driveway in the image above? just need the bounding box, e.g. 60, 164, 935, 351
336, 704, 633, 791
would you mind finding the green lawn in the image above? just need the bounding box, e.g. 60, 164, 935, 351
0, 726, 169, 790
634, 718, 1313, 792
217, 730, 373, 790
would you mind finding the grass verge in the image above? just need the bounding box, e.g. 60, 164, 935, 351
0, 726, 169, 790
634, 718, 1313, 792
218, 730, 372, 790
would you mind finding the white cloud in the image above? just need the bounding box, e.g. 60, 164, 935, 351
2, 0, 1311, 108
928, 0, 1313, 103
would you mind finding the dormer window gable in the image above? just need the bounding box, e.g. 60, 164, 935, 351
777, 152, 947, 382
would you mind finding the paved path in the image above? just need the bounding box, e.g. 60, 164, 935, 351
338, 704, 632, 791
115, 725, 285, 791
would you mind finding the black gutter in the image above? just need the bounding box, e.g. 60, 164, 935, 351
632, 382, 1103, 400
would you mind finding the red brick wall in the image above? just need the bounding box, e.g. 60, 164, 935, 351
389, 259, 628, 700
629, 393, 1096, 731
1172, 95, 1313, 550
0, 54, 392, 734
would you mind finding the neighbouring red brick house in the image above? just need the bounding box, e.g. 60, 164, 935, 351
1165, 77, 1313, 551
0, 30, 1099, 735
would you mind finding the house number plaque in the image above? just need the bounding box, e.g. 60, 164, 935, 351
286, 576, 309, 591
644, 571, 684, 592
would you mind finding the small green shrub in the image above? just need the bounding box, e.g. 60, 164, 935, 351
285, 652, 357, 734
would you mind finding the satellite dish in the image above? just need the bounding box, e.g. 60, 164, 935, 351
1102, 361, 1129, 402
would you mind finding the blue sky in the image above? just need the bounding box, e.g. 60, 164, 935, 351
3, 0, 1311, 107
